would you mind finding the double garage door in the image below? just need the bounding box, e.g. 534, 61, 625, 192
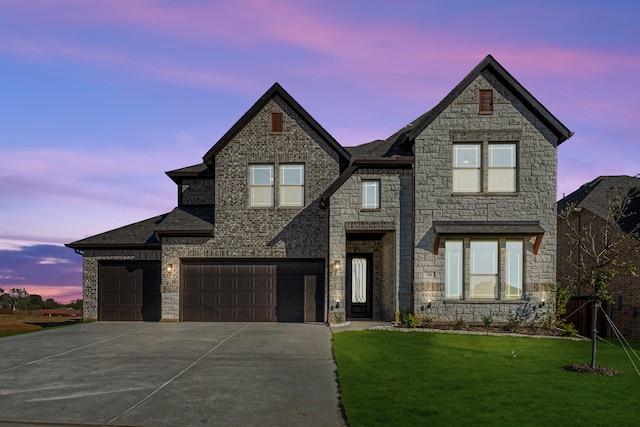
98, 260, 324, 322
181, 260, 324, 322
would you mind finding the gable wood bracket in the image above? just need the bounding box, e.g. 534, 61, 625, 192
533, 235, 543, 255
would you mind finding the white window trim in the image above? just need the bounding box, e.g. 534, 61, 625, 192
279, 164, 305, 207
249, 164, 274, 207
362, 180, 380, 210
452, 142, 518, 194
444, 238, 526, 301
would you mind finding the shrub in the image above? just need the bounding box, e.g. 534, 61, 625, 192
481, 315, 493, 328
402, 312, 421, 328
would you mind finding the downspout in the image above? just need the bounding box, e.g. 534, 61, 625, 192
325, 198, 331, 324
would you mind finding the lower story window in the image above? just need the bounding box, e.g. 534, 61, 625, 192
445, 241, 463, 299
470, 241, 498, 299
444, 238, 525, 300
505, 240, 523, 299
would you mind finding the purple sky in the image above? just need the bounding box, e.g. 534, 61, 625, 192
1, 0, 638, 303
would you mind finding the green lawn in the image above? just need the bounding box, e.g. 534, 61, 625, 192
333, 331, 640, 427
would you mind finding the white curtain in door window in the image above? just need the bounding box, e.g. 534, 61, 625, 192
351, 258, 367, 303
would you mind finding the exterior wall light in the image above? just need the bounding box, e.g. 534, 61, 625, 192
166, 264, 174, 274
332, 260, 341, 271
539, 299, 545, 308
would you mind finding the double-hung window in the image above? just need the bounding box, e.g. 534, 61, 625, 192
488, 144, 516, 192
453, 142, 517, 193
453, 144, 481, 192
362, 180, 380, 209
280, 164, 304, 207
249, 165, 274, 207
470, 241, 498, 299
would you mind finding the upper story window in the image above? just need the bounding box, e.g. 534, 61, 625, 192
479, 89, 493, 113
271, 112, 283, 133
488, 143, 516, 192
362, 180, 380, 209
453, 144, 481, 192
249, 164, 274, 207
453, 142, 517, 193
280, 164, 304, 207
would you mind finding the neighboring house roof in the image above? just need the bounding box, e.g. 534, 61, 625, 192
166, 163, 213, 184
66, 206, 215, 250
403, 55, 573, 145
557, 175, 640, 237
202, 82, 351, 166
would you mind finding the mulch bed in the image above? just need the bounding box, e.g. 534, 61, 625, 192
563, 363, 620, 376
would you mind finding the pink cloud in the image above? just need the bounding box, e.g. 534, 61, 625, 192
18, 285, 82, 304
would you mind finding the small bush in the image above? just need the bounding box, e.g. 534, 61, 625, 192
402, 312, 420, 328
418, 314, 434, 327
481, 315, 493, 328
559, 322, 578, 337
454, 318, 465, 330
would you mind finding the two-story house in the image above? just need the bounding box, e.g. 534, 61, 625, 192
67, 55, 572, 324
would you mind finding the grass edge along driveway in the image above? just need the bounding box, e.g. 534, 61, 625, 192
333, 330, 640, 427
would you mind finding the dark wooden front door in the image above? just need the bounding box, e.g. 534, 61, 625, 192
346, 254, 372, 319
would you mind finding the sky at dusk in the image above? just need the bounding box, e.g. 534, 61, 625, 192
1, 0, 638, 303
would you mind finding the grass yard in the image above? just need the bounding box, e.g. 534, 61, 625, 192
333, 330, 640, 427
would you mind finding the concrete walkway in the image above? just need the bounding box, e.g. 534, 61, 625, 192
0, 322, 345, 427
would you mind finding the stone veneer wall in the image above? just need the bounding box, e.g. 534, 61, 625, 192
413, 70, 558, 323
81, 249, 161, 321
328, 168, 413, 322
160, 96, 341, 321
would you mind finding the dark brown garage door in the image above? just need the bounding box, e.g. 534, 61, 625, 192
98, 261, 161, 321
181, 260, 324, 322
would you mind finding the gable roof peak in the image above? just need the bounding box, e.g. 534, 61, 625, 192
404, 54, 573, 145
202, 82, 350, 164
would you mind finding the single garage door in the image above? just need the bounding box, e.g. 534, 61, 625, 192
98, 261, 162, 321
181, 260, 324, 322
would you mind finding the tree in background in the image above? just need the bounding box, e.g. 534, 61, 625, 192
0, 288, 30, 310
559, 179, 640, 368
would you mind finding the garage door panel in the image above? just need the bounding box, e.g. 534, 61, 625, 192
99, 261, 161, 321
181, 261, 322, 322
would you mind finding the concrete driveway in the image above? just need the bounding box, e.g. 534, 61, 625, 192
0, 322, 345, 427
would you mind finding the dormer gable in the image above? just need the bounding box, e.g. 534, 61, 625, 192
202, 83, 350, 168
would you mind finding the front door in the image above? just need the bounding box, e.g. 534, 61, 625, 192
346, 254, 372, 318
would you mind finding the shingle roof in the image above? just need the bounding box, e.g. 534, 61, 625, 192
154, 206, 214, 236
166, 163, 213, 184
66, 214, 166, 249
557, 175, 640, 236
66, 206, 215, 249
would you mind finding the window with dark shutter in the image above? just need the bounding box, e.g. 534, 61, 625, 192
271, 112, 283, 133
479, 90, 493, 113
